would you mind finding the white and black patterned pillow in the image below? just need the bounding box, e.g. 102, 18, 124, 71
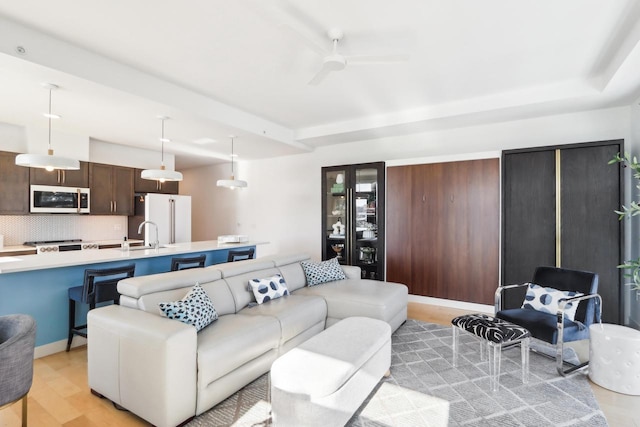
521, 283, 584, 321
158, 282, 218, 331
301, 257, 346, 286
248, 274, 289, 304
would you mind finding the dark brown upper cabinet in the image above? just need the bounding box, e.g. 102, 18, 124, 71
134, 169, 179, 194
30, 161, 89, 188
0, 151, 30, 214
89, 163, 134, 215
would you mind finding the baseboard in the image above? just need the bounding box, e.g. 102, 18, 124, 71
34, 337, 87, 359
408, 294, 493, 314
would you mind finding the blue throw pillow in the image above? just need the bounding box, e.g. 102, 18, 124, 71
521, 283, 583, 321
158, 282, 218, 331
301, 257, 347, 286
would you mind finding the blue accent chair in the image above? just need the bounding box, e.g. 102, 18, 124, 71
495, 266, 602, 376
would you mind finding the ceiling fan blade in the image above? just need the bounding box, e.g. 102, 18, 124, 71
308, 65, 333, 86
279, 22, 328, 56
251, 0, 328, 56
345, 53, 411, 65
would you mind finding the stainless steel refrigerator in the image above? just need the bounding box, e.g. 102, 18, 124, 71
144, 193, 192, 245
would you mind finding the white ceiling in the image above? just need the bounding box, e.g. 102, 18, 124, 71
0, 0, 639, 169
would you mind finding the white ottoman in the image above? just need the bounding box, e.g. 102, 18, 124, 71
589, 323, 640, 395
270, 317, 391, 427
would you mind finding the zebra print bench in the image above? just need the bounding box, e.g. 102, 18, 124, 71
451, 313, 530, 392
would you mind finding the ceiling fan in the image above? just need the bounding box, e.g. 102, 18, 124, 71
305, 28, 410, 86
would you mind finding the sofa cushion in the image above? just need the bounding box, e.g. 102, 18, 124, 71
223, 267, 282, 311
158, 283, 218, 331
137, 278, 236, 316
294, 279, 408, 326
118, 267, 222, 298
248, 274, 289, 304
276, 262, 308, 292
301, 258, 346, 286
497, 308, 590, 344
267, 253, 311, 267
240, 294, 327, 344
196, 314, 280, 386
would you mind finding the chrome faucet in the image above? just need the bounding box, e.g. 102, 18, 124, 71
138, 220, 159, 250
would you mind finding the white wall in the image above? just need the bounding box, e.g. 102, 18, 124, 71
0, 122, 26, 152
177, 162, 238, 241
184, 106, 633, 261
90, 139, 175, 169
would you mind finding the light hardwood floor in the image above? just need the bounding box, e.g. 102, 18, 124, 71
1, 302, 638, 426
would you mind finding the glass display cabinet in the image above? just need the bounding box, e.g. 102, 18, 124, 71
321, 162, 385, 280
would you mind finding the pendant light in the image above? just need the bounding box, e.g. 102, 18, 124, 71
141, 116, 183, 182
217, 135, 247, 189
15, 83, 80, 171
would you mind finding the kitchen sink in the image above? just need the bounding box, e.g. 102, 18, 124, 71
112, 245, 154, 252
112, 244, 175, 252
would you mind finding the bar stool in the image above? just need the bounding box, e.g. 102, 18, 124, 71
170, 254, 206, 271
67, 264, 135, 351
227, 248, 255, 262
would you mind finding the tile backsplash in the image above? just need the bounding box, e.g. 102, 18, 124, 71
0, 215, 128, 245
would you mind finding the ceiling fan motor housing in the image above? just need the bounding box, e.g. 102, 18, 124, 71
323, 54, 346, 71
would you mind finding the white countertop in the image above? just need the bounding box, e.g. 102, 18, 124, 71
0, 240, 265, 274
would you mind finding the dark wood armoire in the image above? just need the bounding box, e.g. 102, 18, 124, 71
502, 140, 624, 323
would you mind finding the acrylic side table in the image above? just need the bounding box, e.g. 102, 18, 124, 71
589, 323, 640, 395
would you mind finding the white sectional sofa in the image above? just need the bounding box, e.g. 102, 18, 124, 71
87, 253, 408, 427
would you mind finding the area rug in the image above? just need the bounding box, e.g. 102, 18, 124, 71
187, 319, 608, 427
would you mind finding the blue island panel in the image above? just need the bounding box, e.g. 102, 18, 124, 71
0, 247, 251, 347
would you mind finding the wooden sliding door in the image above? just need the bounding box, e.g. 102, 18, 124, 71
387, 158, 500, 304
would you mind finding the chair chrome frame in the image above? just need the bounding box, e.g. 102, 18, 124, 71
495, 284, 602, 376
0, 393, 27, 427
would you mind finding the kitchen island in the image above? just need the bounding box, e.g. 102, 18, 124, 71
0, 240, 263, 355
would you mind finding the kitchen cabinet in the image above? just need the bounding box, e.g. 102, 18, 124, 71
134, 169, 179, 194
502, 140, 624, 323
322, 162, 385, 280
387, 159, 500, 304
30, 161, 89, 187
89, 163, 134, 215
0, 151, 30, 214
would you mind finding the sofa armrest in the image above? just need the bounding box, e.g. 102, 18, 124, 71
341, 265, 362, 279
88, 305, 197, 427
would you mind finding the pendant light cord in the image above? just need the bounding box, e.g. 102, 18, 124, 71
160, 118, 165, 167
47, 88, 52, 151
231, 136, 235, 175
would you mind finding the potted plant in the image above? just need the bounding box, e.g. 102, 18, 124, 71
610, 152, 640, 291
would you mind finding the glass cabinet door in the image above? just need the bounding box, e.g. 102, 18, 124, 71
322, 162, 385, 280
324, 168, 348, 263
354, 166, 380, 279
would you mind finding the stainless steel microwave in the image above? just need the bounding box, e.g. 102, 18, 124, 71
30, 185, 90, 213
